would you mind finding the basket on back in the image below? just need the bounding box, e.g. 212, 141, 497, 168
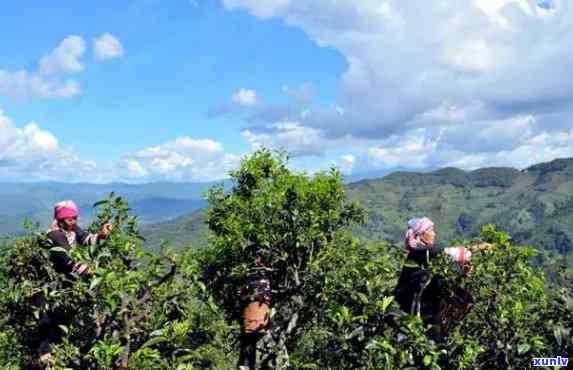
242, 301, 270, 334
440, 287, 474, 335
241, 276, 272, 334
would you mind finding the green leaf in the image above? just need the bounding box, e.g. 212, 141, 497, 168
381, 296, 394, 312
142, 336, 168, 348
50, 247, 70, 254
58, 325, 69, 335
356, 292, 369, 305
517, 343, 530, 354
89, 277, 102, 291
423, 355, 432, 366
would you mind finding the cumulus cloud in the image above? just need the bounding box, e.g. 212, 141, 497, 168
0, 35, 87, 100
209, 83, 316, 120
39, 35, 86, 75
241, 120, 365, 157
0, 71, 80, 99
223, 0, 573, 138
222, 0, 573, 172
355, 114, 573, 172
366, 132, 437, 171
120, 137, 240, 181
242, 122, 323, 156
0, 109, 243, 183
1, 33, 122, 101
208, 88, 260, 117
232, 88, 258, 107
0, 109, 99, 181
94, 33, 125, 61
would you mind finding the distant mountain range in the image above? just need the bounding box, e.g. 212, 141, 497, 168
0, 169, 413, 235
140, 158, 573, 271
0, 181, 227, 234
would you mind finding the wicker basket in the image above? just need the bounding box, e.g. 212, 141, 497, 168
440, 288, 473, 334
242, 301, 270, 334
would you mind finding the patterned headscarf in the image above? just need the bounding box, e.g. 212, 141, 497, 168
51, 200, 80, 231
405, 217, 435, 250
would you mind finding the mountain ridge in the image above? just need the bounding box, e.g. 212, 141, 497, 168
142, 157, 573, 262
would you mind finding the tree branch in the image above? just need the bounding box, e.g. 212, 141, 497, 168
137, 256, 176, 305
118, 294, 131, 370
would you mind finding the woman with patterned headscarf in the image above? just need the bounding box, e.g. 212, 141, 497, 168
395, 217, 478, 343
36, 200, 113, 367
44, 200, 113, 276
394, 217, 445, 342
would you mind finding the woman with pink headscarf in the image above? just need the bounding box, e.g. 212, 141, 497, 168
44, 200, 112, 276
395, 217, 475, 343
37, 200, 113, 366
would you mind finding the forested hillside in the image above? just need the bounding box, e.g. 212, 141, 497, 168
350, 158, 573, 251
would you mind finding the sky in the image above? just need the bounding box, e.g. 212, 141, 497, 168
1, 0, 572, 183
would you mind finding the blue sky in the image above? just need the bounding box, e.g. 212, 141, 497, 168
1, 0, 572, 182
0, 1, 344, 163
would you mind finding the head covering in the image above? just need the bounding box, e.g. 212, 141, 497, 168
405, 217, 435, 250
444, 246, 472, 274
52, 200, 79, 230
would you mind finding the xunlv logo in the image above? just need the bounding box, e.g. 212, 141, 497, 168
531, 356, 569, 367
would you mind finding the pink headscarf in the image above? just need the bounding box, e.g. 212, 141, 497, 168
51, 200, 79, 231
405, 217, 434, 250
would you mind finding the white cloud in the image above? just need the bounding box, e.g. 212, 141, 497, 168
443, 130, 573, 170
223, 0, 573, 172
124, 159, 149, 178
0, 70, 80, 99
336, 154, 355, 174
0, 109, 99, 181
121, 137, 240, 181
232, 88, 258, 107
0, 36, 86, 100
94, 33, 125, 61
0, 107, 245, 182
39, 35, 86, 75
436, 115, 537, 153
366, 133, 437, 170
208, 88, 261, 117
352, 114, 573, 172
1, 33, 122, 101
0, 109, 243, 183
241, 121, 362, 157
222, 1, 573, 135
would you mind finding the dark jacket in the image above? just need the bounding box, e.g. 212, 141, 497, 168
395, 247, 444, 315
394, 246, 447, 342
44, 225, 98, 274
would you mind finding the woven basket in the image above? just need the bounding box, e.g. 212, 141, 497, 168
242, 301, 270, 334
440, 288, 473, 334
